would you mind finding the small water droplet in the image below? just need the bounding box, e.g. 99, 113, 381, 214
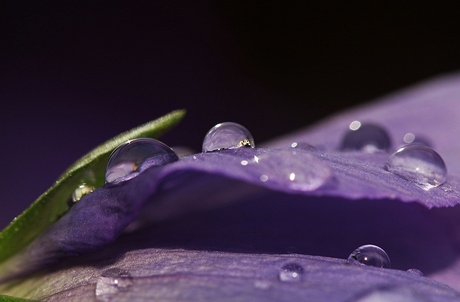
348, 244, 391, 268
68, 183, 95, 207
406, 268, 424, 276
96, 268, 133, 301
290, 142, 317, 151
340, 122, 391, 152
384, 145, 447, 190
279, 263, 304, 282
403, 133, 431, 147
202, 122, 255, 152
260, 174, 268, 182
105, 138, 178, 183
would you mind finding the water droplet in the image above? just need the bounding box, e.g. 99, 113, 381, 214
348, 244, 391, 268
384, 145, 447, 190
403, 133, 431, 147
340, 122, 391, 152
407, 268, 424, 276
290, 142, 317, 151
95, 268, 133, 301
279, 263, 304, 282
68, 183, 95, 207
241, 149, 332, 191
105, 138, 178, 183
202, 122, 255, 152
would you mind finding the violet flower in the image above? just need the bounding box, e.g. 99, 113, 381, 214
1, 73, 460, 301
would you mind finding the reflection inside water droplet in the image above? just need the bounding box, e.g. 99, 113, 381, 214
68, 183, 95, 207
348, 244, 391, 268
96, 268, 133, 301
279, 263, 304, 282
105, 138, 178, 183
202, 122, 255, 152
384, 145, 447, 190
340, 122, 391, 152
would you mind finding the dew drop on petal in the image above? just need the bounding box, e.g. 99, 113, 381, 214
340, 122, 391, 152
68, 183, 95, 207
202, 122, 255, 152
95, 268, 133, 301
290, 142, 317, 151
402, 133, 432, 147
105, 138, 178, 183
384, 145, 447, 190
279, 263, 304, 282
348, 244, 391, 268
406, 268, 424, 276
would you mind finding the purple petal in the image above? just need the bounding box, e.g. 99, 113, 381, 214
3, 73, 460, 299
11, 249, 460, 301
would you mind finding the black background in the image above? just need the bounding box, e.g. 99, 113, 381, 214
1, 2, 460, 228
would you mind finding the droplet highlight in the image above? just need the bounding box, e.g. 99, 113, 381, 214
384, 145, 447, 190
340, 122, 391, 152
105, 138, 178, 183
202, 122, 255, 152
279, 263, 304, 282
348, 244, 391, 268
95, 268, 133, 301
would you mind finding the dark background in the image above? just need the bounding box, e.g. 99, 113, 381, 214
1, 2, 460, 228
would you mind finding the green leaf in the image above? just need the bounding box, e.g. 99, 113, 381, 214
0, 110, 185, 265
0, 294, 36, 302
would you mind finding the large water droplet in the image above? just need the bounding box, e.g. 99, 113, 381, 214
384, 145, 447, 190
105, 138, 178, 183
340, 121, 391, 152
279, 263, 304, 282
348, 244, 391, 268
202, 122, 255, 152
95, 268, 133, 301
68, 183, 95, 207
246, 150, 332, 191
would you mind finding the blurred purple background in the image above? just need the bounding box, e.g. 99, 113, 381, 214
1, 2, 460, 228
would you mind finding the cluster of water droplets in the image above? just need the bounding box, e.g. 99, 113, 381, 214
340, 120, 448, 190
